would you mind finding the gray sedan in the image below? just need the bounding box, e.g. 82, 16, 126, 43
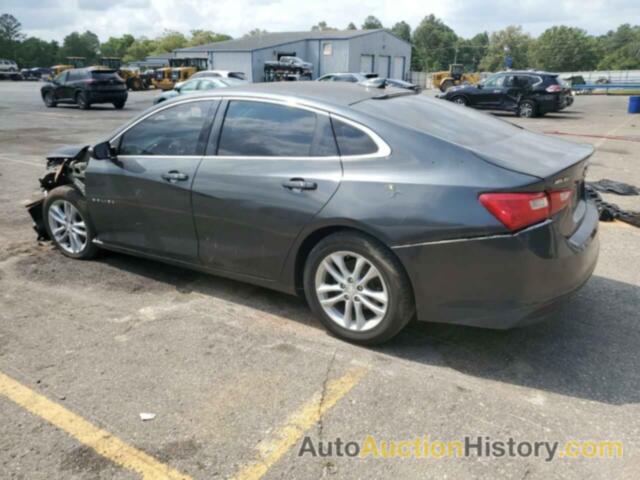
154, 76, 246, 104
28, 83, 599, 345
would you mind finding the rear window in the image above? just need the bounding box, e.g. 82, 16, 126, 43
91, 70, 119, 80
354, 94, 522, 147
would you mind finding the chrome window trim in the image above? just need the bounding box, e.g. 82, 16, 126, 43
110, 95, 391, 160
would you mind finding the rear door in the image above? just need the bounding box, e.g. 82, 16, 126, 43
192, 99, 342, 279
86, 99, 217, 261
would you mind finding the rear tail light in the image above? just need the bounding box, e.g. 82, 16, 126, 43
479, 189, 573, 231
545, 84, 562, 93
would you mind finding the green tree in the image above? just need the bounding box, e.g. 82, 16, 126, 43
530, 26, 599, 71
346, 22, 357, 30
60, 31, 100, 64
16, 37, 59, 67
362, 15, 383, 30
478, 25, 533, 71
597, 24, 640, 69
123, 37, 156, 63
100, 34, 135, 58
390, 21, 411, 43
456, 32, 489, 71
189, 30, 231, 46
151, 30, 187, 55
412, 14, 458, 71
244, 28, 268, 37
311, 21, 336, 31
0, 13, 24, 42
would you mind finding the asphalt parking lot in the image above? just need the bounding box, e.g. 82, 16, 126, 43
1, 82, 639, 479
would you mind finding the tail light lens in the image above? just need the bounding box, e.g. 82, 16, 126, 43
479, 189, 574, 232
546, 84, 562, 93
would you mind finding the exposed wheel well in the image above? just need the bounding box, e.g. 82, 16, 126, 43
293, 226, 414, 303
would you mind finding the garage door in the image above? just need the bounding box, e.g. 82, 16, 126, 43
360, 55, 374, 73
393, 56, 405, 79
377, 56, 390, 77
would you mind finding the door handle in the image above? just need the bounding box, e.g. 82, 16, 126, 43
161, 170, 189, 183
282, 178, 317, 191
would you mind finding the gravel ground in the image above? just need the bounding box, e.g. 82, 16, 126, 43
0, 82, 639, 479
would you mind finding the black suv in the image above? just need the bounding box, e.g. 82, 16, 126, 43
438, 71, 568, 117
41, 67, 127, 110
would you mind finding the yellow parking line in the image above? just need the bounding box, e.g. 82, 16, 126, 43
231, 366, 368, 480
0, 371, 192, 480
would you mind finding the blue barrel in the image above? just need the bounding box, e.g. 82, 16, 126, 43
629, 96, 640, 114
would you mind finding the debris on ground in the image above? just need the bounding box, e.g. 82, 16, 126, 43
586, 183, 640, 227
139, 413, 156, 421
588, 179, 640, 196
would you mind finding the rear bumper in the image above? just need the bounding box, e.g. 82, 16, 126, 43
393, 201, 600, 329
86, 90, 127, 104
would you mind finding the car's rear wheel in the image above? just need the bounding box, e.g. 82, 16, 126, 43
304, 232, 414, 345
43, 186, 99, 260
517, 100, 537, 118
43, 91, 57, 108
76, 91, 90, 110
452, 96, 468, 106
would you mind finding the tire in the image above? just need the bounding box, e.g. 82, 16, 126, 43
132, 78, 143, 91
440, 79, 455, 92
517, 100, 537, 118
43, 186, 99, 260
75, 91, 90, 110
43, 91, 57, 108
113, 100, 125, 109
303, 231, 415, 345
451, 95, 468, 106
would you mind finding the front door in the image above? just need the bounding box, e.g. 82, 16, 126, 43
192, 99, 342, 280
476, 74, 506, 108
86, 99, 217, 262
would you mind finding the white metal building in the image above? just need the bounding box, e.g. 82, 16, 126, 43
173, 29, 411, 82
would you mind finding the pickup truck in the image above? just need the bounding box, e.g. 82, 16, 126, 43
264, 56, 313, 81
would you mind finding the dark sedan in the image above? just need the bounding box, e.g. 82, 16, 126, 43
27, 83, 599, 345
439, 71, 569, 117
41, 67, 127, 110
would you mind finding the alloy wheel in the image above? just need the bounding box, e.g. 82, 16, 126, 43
48, 200, 88, 254
519, 103, 534, 117
314, 251, 389, 332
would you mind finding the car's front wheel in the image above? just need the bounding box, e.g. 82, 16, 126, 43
113, 100, 125, 109
43, 91, 57, 108
43, 186, 99, 260
304, 232, 414, 345
451, 95, 468, 106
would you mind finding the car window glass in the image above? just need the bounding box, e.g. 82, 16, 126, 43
484, 75, 505, 87
218, 101, 317, 157
119, 101, 212, 156
331, 118, 378, 156
181, 80, 199, 91
56, 72, 68, 83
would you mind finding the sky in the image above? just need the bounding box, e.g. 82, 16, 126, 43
3, 0, 638, 42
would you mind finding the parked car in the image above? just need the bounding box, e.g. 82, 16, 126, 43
27, 83, 598, 345
0, 58, 18, 72
174, 70, 246, 89
154, 76, 246, 104
317, 72, 378, 83
264, 56, 313, 80
438, 71, 569, 117
21, 67, 52, 80
41, 67, 127, 110
359, 77, 421, 92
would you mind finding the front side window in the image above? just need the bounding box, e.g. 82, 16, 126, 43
217, 101, 317, 157
119, 101, 212, 156
331, 118, 378, 156
484, 75, 505, 88
56, 71, 68, 83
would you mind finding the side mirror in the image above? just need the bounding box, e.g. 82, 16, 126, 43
477, 83, 484, 89
92, 141, 115, 160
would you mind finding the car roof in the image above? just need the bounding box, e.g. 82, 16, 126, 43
161, 82, 409, 109
494, 70, 558, 76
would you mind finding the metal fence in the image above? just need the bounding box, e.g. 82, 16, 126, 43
558, 69, 640, 83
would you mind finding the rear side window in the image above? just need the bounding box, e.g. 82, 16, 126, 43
331, 118, 378, 156
218, 101, 317, 157
68, 70, 85, 81
119, 101, 212, 156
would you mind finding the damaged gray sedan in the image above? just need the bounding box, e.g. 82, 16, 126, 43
27, 83, 599, 344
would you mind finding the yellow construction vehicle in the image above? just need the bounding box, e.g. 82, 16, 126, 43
159, 58, 208, 90
432, 64, 481, 92
153, 67, 174, 91
98, 57, 146, 91
49, 57, 87, 78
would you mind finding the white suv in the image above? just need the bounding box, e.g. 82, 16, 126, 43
0, 59, 18, 72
